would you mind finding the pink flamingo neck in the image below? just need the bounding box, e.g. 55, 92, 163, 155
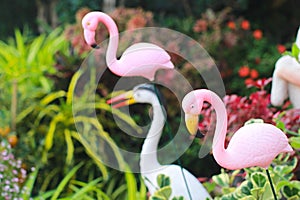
94, 12, 120, 68
197, 90, 230, 166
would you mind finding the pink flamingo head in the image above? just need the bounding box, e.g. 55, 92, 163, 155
182, 90, 205, 135
82, 12, 100, 47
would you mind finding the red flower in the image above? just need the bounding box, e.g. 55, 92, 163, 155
193, 19, 208, 33
253, 29, 263, 40
246, 78, 272, 90
245, 78, 254, 86
277, 44, 286, 54
227, 21, 236, 30
241, 20, 250, 30
238, 66, 250, 77
250, 69, 259, 79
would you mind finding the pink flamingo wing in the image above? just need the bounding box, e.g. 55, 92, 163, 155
226, 123, 291, 169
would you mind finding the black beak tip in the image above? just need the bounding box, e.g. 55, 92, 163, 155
195, 129, 205, 138
91, 44, 100, 49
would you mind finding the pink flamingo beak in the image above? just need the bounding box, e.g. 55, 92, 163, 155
185, 114, 199, 136
106, 91, 136, 108
83, 29, 99, 48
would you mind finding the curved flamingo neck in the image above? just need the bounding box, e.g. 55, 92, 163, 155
140, 98, 164, 172
94, 12, 119, 69
198, 90, 229, 166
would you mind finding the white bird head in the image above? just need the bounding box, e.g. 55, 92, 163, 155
107, 84, 162, 108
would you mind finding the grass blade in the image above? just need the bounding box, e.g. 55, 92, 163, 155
50, 162, 84, 200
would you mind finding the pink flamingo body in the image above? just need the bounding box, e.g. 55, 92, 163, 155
182, 89, 293, 170
82, 11, 174, 80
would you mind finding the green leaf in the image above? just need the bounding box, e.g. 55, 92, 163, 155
291, 43, 300, 58
276, 121, 286, 131
250, 187, 264, 198
66, 70, 82, 105
172, 196, 185, 200
125, 168, 137, 200
40, 90, 66, 106
219, 193, 238, 200
251, 172, 267, 188
289, 136, 300, 149
222, 187, 236, 194
71, 131, 109, 180
157, 174, 171, 188
212, 171, 230, 187
22, 168, 39, 200
203, 181, 216, 193
154, 186, 172, 199
240, 181, 252, 196
64, 129, 74, 166
50, 162, 84, 200
150, 195, 166, 200
262, 182, 277, 200
239, 196, 256, 200
70, 178, 101, 199
136, 176, 147, 200
282, 182, 300, 198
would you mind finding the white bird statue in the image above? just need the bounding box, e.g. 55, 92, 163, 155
271, 26, 300, 108
107, 84, 211, 200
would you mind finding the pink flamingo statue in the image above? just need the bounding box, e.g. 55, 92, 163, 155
182, 89, 293, 199
82, 11, 174, 81
271, 26, 300, 108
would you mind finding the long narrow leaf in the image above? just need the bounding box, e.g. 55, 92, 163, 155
40, 90, 66, 106
64, 129, 74, 166
14, 29, 25, 58
22, 168, 39, 200
45, 113, 64, 151
50, 162, 84, 200
27, 34, 45, 64
71, 131, 109, 180
125, 169, 137, 200
70, 178, 101, 199
67, 70, 82, 105
73, 116, 125, 169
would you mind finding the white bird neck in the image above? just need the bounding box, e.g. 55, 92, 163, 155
140, 98, 165, 172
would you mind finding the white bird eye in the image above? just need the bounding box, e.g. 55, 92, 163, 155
190, 104, 194, 109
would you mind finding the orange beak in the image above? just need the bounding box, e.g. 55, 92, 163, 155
106, 90, 136, 108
